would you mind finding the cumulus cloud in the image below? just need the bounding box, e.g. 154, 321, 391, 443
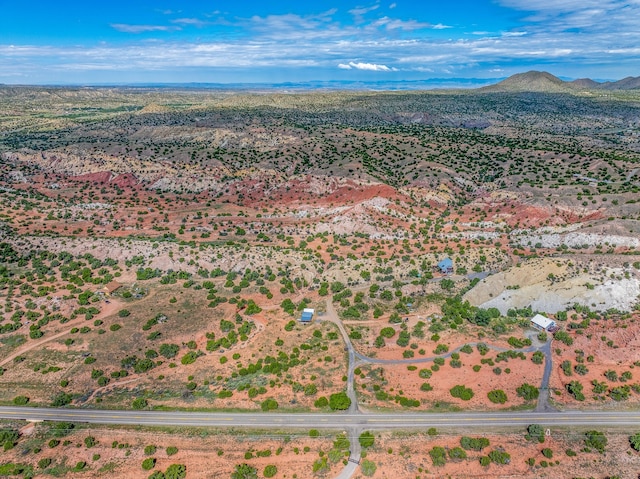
338, 61, 395, 71
110, 24, 180, 33
497, 0, 640, 34
4, 3, 640, 83
349, 4, 380, 16
171, 18, 211, 27
373, 17, 432, 30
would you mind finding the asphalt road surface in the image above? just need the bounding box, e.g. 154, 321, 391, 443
2, 406, 640, 430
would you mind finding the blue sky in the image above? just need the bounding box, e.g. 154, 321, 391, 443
1, 0, 638, 84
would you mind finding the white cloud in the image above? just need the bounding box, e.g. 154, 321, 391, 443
389, 2, 397, 9
349, 4, 380, 16
3, 3, 640, 82
339, 61, 394, 71
497, 0, 640, 34
432, 24, 452, 30
171, 18, 211, 27
110, 24, 180, 33
373, 17, 431, 30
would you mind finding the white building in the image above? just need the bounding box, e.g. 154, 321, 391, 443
530, 314, 557, 332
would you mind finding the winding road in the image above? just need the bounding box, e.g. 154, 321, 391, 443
318, 298, 556, 477
0, 297, 561, 479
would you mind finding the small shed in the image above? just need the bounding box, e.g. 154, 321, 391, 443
531, 314, 557, 332
300, 308, 315, 323
437, 258, 454, 274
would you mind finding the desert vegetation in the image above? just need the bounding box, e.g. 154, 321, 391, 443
1, 85, 640, 477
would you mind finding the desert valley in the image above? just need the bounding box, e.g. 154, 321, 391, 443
1, 72, 640, 478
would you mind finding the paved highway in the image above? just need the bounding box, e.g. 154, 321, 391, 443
2, 406, 640, 430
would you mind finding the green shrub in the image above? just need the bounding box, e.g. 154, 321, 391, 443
314, 396, 328, 408
51, 392, 72, 407
329, 392, 351, 410
450, 385, 474, 401
261, 398, 279, 411
165, 463, 186, 479
166, 446, 178, 456
525, 424, 545, 443
460, 436, 489, 451
359, 432, 375, 448
380, 327, 395, 338
144, 445, 157, 455
142, 458, 156, 471
487, 389, 507, 404
448, 447, 467, 461
516, 383, 539, 401
429, 446, 447, 466
630, 432, 640, 451
13, 396, 29, 405
584, 430, 607, 453
180, 351, 198, 365
132, 397, 148, 409
360, 459, 377, 476
488, 449, 511, 464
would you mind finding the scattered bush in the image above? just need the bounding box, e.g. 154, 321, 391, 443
164, 463, 186, 479
584, 430, 607, 453
360, 459, 377, 476
144, 445, 157, 455
487, 389, 507, 404
263, 465, 277, 478
429, 446, 447, 466
12, 396, 29, 406
329, 392, 351, 410
359, 431, 375, 448
450, 385, 474, 401
516, 383, 539, 401
449, 446, 467, 461
526, 424, 545, 443
132, 398, 148, 409
460, 436, 489, 451
166, 446, 178, 456
261, 398, 279, 411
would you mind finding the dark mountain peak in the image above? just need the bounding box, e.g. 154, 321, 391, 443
480, 71, 571, 93
570, 78, 600, 88
600, 76, 640, 90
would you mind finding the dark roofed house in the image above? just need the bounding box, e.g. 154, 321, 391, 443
300, 308, 315, 323
437, 258, 454, 274
103, 281, 123, 296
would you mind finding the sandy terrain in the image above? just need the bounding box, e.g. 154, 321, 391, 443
465, 258, 640, 314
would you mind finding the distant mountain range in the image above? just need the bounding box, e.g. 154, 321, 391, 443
481, 71, 640, 93
3, 72, 639, 92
